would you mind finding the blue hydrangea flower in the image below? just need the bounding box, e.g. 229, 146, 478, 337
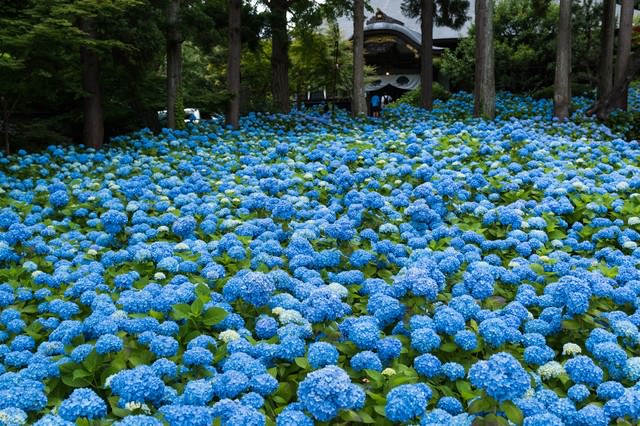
109, 366, 165, 406
350, 351, 382, 372
468, 352, 530, 401
307, 342, 339, 369
564, 355, 603, 387
384, 383, 432, 422
296, 366, 365, 421
58, 388, 107, 421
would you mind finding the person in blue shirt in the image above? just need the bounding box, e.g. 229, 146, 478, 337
370, 94, 381, 117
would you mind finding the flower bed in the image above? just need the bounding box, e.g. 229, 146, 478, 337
0, 92, 639, 425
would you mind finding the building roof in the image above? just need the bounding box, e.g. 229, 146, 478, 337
337, 0, 474, 43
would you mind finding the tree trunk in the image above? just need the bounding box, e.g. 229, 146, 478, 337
227, 0, 241, 129
420, 0, 434, 110
588, 51, 640, 119
352, 0, 366, 116
270, 0, 290, 113
1, 96, 8, 154
553, 0, 571, 120
80, 18, 104, 149
473, 0, 495, 119
597, 0, 615, 102
613, 0, 634, 110
166, 0, 182, 129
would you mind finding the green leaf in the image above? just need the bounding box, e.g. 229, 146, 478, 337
455, 380, 477, 401
62, 373, 92, 388
202, 307, 228, 326
501, 401, 523, 425
191, 298, 204, 316
562, 320, 581, 330
294, 357, 310, 370
468, 397, 494, 414
172, 303, 192, 320
81, 350, 99, 373
440, 342, 457, 352
195, 284, 210, 302
339, 410, 362, 423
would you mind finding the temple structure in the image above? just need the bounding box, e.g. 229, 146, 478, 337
337, 1, 473, 100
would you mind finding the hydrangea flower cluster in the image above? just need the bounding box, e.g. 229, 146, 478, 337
0, 89, 638, 424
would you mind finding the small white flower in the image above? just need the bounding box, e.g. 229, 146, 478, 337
327, 283, 349, 299
616, 181, 630, 192
623, 241, 638, 250
278, 309, 305, 325
219, 330, 240, 343
562, 343, 582, 356
538, 361, 565, 380
157, 226, 169, 233
382, 368, 396, 377
153, 272, 166, 280
174, 243, 189, 251
629, 217, 640, 226
87, 249, 98, 256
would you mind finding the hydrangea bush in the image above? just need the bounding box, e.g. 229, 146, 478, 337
0, 90, 639, 425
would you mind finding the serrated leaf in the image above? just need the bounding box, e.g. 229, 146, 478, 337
202, 307, 228, 326
81, 350, 99, 373
501, 401, 523, 425
294, 357, 310, 370
191, 298, 204, 316
172, 303, 191, 320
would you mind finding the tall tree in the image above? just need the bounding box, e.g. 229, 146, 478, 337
352, 0, 366, 116
597, 0, 616, 102
166, 0, 183, 129
474, 0, 495, 119
402, 0, 469, 110
613, 0, 634, 110
553, 0, 571, 120
79, 18, 104, 148
227, 0, 241, 128
588, 51, 640, 119
269, 0, 290, 112
421, 0, 434, 109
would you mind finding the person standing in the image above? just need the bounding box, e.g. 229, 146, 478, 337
370, 94, 381, 117
381, 93, 392, 109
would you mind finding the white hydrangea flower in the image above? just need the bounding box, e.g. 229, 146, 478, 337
623, 241, 638, 250
626, 357, 640, 381
272, 307, 284, 316
105, 373, 117, 388
32, 270, 43, 279
327, 283, 349, 299
157, 226, 169, 233
0, 409, 26, 425
616, 181, 630, 192
538, 361, 565, 380
174, 243, 189, 251
87, 249, 98, 256
562, 343, 582, 356
381, 368, 396, 377
153, 272, 166, 280
572, 181, 587, 191
629, 217, 640, 226
126, 202, 139, 212
219, 330, 240, 343
278, 309, 305, 325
